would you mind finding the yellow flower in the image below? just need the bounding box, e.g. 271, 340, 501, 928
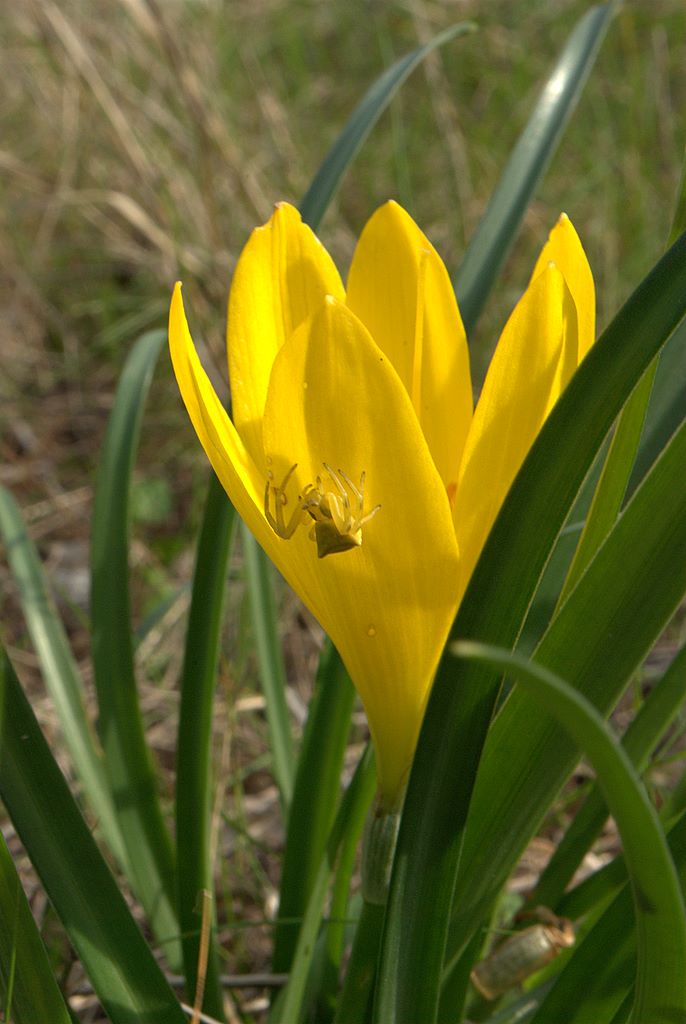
169, 201, 594, 807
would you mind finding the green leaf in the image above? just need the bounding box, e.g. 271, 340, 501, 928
299, 22, 476, 231
175, 473, 237, 1020
443, 410, 686, 999
557, 362, 656, 605
0, 826, 72, 1024
630, 316, 686, 490
454, 3, 616, 334
0, 649, 186, 1024
241, 524, 295, 811
90, 328, 179, 964
272, 644, 356, 975
271, 746, 376, 1024
0, 486, 127, 870
377, 225, 686, 1024
534, 811, 686, 1023
534, 643, 686, 909
454, 641, 686, 1023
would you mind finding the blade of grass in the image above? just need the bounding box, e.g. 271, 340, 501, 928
0, 486, 127, 870
454, 641, 686, 1023
176, 473, 237, 1021
299, 22, 476, 231
0, 648, 186, 1024
377, 228, 686, 1024
0, 829, 73, 1024
241, 523, 295, 812
272, 644, 356, 975
454, 2, 616, 334
533, 643, 686, 909
90, 327, 179, 964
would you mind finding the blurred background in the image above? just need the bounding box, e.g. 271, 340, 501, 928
1, 0, 685, 1015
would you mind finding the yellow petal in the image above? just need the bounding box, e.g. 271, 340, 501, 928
454, 265, 576, 590
262, 297, 461, 805
531, 213, 595, 361
227, 203, 345, 465
346, 201, 472, 501
169, 283, 284, 565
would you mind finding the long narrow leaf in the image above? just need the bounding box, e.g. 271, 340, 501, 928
454, 641, 686, 1023
241, 523, 295, 811
90, 328, 179, 963
0, 828, 72, 1024
272, 644, 355, 975
377, 227, 686, 1024
272, 746, 376, 1024
557, 363, 656, 605
454, 3, 616, 333
0, 486, 127, 869
443, 410, 686, 996
176, 473, 237, 1019
630, 316, 686, 490
0, 649, 186, 1024
299, 22, 476, 231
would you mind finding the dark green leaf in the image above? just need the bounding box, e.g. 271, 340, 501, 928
0, 649, 186, 1024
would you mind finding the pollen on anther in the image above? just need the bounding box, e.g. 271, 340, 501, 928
367, 625, 377, 638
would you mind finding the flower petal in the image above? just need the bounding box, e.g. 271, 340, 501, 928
227, 203, 345, 465
169, 283, 283, 563
531, 213, 595, 360
262, 297, 461, 805
454, 264, 576, 590
346, 201, 472, 500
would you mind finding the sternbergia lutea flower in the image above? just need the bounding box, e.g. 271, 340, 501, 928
169, 201, 594, 808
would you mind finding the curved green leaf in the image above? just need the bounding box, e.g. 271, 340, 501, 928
535, 810, 686, 1023
0, 486, 127, 870
454, 641, 686, 1023
299, 22, 476, 231
90, 328, 179, 963
175, 473, 236, 1020
377, 225, 686, 1024
0, 649, 186, 1024
534, 643, 686, 909
454, 2, 616, 333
